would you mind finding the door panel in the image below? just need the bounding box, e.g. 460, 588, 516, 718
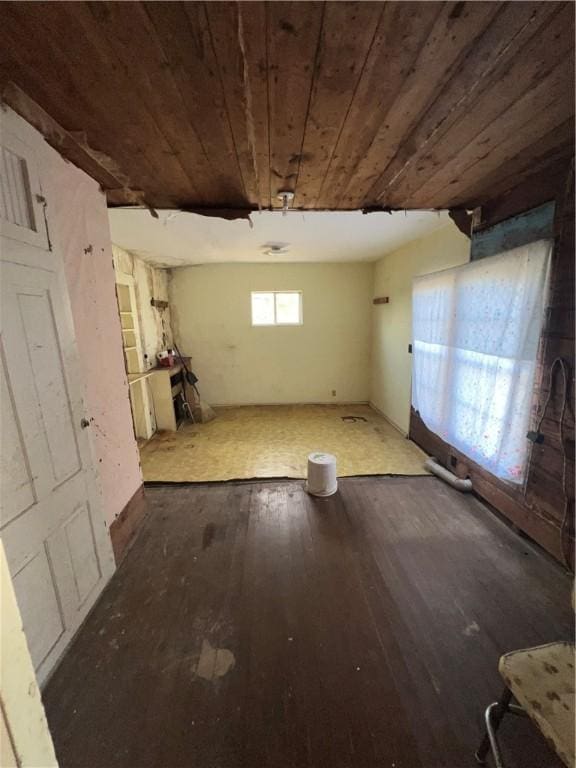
0, 116, 115, 684
0, 346, 36, 525
12, 549, 65, 669
18, 287, 82, 485
64, 504, 102, 604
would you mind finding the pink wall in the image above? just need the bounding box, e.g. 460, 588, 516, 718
37, 125, 143, 526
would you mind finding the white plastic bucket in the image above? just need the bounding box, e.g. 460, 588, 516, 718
306, 452, 337, 497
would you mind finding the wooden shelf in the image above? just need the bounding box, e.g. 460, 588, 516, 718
127, 371, 153, 385
117, 277, 154, 439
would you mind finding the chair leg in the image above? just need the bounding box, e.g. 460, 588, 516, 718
475, 687, 512, 767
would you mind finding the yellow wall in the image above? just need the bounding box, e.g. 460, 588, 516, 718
370, 224, 470, 434
170, 262, 373, 404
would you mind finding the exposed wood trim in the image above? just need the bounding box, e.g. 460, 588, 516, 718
7, 2, 179, 206
177, 206, 254, 221
1, 82, 157, 213
1, 82, 121, 189
109, 485, 149, 566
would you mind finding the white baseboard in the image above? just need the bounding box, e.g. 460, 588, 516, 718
210, 401, 371, 408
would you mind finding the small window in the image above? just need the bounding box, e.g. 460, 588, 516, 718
251, 291, 302, 326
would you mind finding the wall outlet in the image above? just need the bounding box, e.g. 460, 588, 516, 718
331, 390, 336, 397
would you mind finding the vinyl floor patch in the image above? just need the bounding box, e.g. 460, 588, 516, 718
139, 404, 429, 482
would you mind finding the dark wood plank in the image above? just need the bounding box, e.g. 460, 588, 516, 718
74, 1, 216, 205
368, 2, 567, 207
43, 477, 573, 768
410, 57, 574, 208
267, 1, 325, 207
409, 409, 569, 562
479, 156, 571, 227
0, 1, 178, 206
143, 1, 247, 207
335, 1, 502, 208
314, 1, 441, 209
0, 1, 573, 210
447, 118, 574, 208
292, 1, 383, 208
204, 1, 270, 208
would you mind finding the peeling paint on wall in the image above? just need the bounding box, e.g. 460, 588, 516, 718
113, 245, 174, 369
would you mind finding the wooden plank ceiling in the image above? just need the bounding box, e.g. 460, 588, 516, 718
0, 1, 574, 213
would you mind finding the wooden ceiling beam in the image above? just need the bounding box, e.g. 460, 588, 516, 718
2, 82, 156, 211
2, 82, 119, 190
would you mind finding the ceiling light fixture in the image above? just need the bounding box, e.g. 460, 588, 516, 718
261, 241, 290, 257
277, 190, 294, 216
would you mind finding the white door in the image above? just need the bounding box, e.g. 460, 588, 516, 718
0, 124, 115, 685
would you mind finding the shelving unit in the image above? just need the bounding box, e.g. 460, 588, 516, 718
115, 277, 156, 440
117, 287, 141, 375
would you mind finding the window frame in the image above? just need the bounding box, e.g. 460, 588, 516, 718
251, 290, 303, 327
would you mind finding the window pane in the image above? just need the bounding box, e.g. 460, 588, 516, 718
412, 240, 550, 484
251, 292, 275, 325
275, 292, 300, 324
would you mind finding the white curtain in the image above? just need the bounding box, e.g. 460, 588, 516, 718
412, 240, 551, 483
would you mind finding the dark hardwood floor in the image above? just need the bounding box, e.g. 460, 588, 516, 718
43, 477, 573, 768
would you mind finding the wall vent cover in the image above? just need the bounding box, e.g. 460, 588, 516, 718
0, 146, 36, 231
